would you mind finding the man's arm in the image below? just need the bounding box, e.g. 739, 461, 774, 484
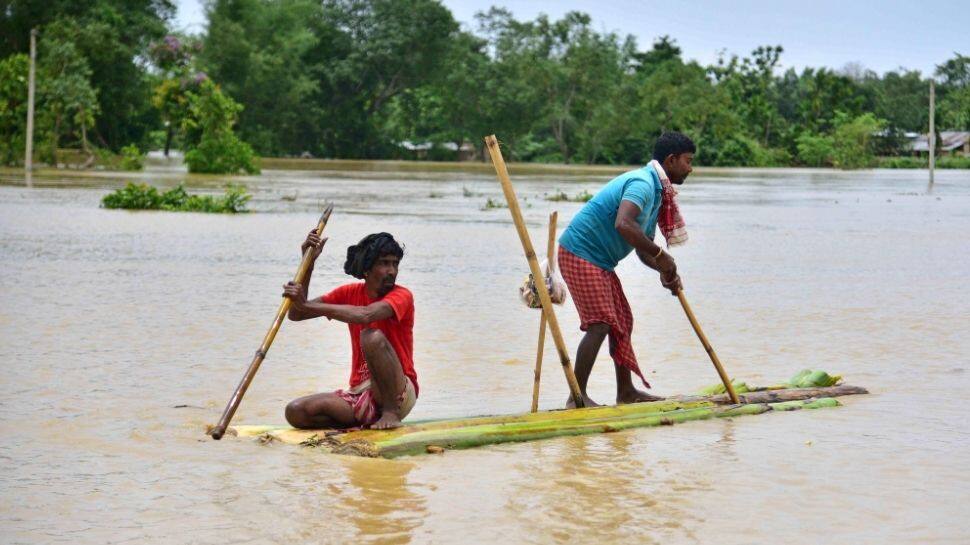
615, 200, 681, 295
615, 200, 664, 260
285, 229, 326, 321
283, 287, 395, 324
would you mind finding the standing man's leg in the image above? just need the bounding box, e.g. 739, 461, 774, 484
609, 276, 663, 403
568, 323, 608, 408
360, 328, 409, 429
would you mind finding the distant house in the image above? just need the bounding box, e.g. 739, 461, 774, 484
908, 131, 970, 156
399, 140, 478, 161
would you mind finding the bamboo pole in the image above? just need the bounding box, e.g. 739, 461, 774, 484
25, 28, 36, 188
531, 211, 558, 412
210, 203, 334, 439
676, 289, 740, 404
929, 80, 935, 188
484, 135, 585, 408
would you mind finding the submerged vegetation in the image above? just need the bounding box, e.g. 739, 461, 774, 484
480, 197, 508, 210
101, 183, 251, 213
546, 190, 594, 202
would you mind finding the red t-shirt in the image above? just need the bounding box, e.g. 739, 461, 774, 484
321, 283, 418, 396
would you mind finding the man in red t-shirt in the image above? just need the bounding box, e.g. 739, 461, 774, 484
282, 231, 417, 430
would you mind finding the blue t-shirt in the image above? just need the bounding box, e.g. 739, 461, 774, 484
558, 164, 663, 271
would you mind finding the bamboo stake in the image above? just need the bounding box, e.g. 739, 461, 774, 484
210, 203, 334, 439
484, 135, 584, 408
25, 28, 36, 188
531, 211, 558, 412
675, 289, 740, 404
929, 80, 935, 188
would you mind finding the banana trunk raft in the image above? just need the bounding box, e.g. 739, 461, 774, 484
227, 384, 868, 459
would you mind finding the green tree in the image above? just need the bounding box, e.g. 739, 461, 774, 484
866, 69, 926, 132
712, 46, 785, 147
182, 79, 259, 174
148, 34, 202, 156
936, 53, 970, 130
796, 133, 835, 167
832, 112, 886, 169
386, 30, 492, 158
201, 0, 319, 155
1, 1, 175, 150
0, 54, 28, 165
36, 21, 99, 166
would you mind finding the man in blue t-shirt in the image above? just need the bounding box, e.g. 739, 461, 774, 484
557, 132, 695, 408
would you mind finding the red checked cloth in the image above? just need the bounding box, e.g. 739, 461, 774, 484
650, 159, 688, 247
558, 246, 650, 388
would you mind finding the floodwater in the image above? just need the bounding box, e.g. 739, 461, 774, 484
1, 160, 968, 544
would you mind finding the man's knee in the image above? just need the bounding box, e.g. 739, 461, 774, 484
586, 323, 610, 338
285, 399, 308, 427
360, 328, 388, 354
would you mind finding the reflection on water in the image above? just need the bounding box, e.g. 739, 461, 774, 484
1, 163, 969, 543
343, 458, 424, 544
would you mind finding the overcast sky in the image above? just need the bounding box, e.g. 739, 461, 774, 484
174, 0, 968, 76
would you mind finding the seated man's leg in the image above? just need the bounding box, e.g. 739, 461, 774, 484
360, 328, 408, 429
285, 392, 357, 429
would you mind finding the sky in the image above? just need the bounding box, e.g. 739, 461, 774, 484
173, 0, 969, 76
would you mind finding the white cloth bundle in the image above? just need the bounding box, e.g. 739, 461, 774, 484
519, 253, 568, 309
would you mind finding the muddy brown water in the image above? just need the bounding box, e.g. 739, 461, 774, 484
1, 161, 968, 543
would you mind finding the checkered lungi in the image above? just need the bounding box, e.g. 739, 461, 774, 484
558, 246, 650, 388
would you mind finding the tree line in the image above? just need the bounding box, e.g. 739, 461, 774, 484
1, 0, 968, 172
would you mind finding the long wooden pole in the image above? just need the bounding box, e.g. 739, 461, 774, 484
210, 204, 334, 439
531, 211, 558, 412
484, 135, 585, 408
929, 80, 935, 188
675, 289, 740, 404
25, 28, 36, 188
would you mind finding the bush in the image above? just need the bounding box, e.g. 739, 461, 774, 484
184, 134, 259, 174
758, 146, 793, 167
714, 136, 757, 167
832, 112, 886, 169
878, 156, 926, 169
182, 80, 260, 174
796, 133, 835, 167
877, 155, 970, 169
939, 155, 970, 169
101, 182, 252, 213
714, 136, 788, 167
120, 144, 144, 171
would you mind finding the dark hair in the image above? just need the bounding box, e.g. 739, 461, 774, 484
652, 132, 696, 162
343, 232, 404, 279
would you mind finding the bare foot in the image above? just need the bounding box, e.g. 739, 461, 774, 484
565, 394, 601, 409
617, 388, 665, 404
371, 412, 402, 430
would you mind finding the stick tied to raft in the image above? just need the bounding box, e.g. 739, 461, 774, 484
484, 135, 585, 409
210, 203, 335, 439
531, 211, 557, 412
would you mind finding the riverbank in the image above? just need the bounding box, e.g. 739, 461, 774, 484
1, 158, 963, 193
